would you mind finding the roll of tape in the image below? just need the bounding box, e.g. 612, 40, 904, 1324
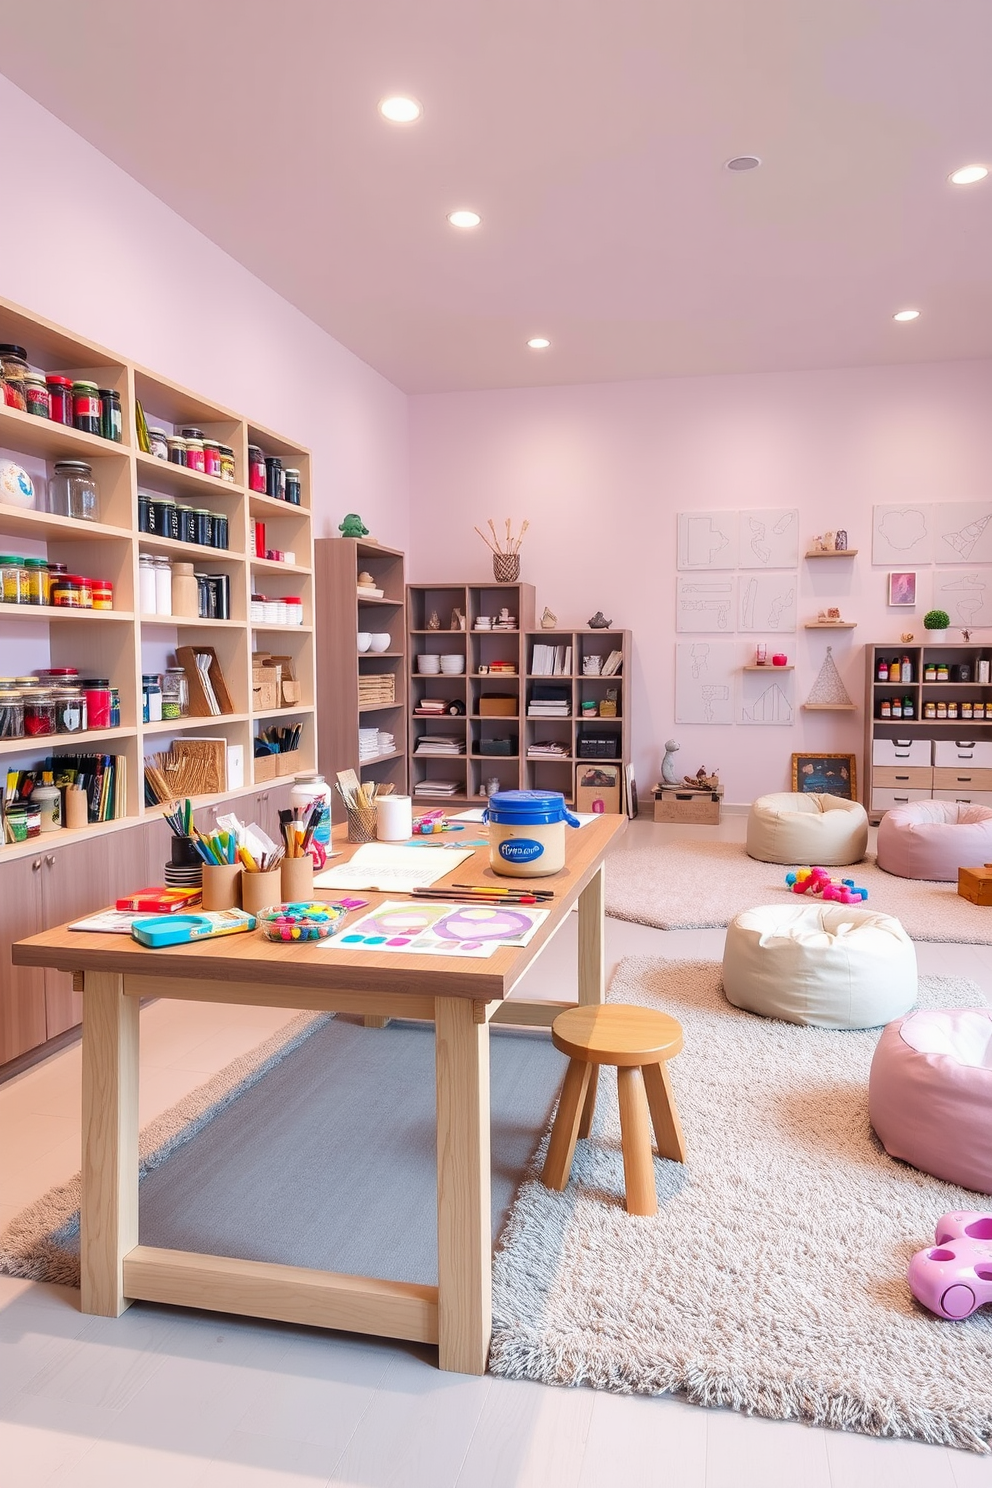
375, 794, 413, 841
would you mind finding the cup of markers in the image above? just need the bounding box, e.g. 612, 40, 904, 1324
259, 902, 348, 942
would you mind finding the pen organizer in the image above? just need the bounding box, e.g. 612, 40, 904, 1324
344, 803, 377, 844
240, 867, 283, 916
201, 863, 242, 911
281, 855, 313, 901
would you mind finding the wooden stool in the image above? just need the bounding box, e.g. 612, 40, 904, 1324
541, 1004, 686, 1216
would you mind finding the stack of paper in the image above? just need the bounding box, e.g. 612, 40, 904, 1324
414, 779, 461, 796
414, 734, 465, 756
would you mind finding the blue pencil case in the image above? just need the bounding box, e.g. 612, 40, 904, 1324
131, 910, 256, 947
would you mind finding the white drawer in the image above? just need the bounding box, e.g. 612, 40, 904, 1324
872, 738, 932, 766
933, 740, 992, 767
932, 789, 992, 807
871, 787, 933, 812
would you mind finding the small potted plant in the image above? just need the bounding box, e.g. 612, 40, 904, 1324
923, 608, 950, 640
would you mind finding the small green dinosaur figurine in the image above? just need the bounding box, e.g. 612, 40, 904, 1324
339, 512, 369, 537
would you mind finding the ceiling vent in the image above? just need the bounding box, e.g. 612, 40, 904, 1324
725, 155, 761, 171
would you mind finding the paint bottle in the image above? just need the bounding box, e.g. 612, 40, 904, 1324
901, 655, 913, 683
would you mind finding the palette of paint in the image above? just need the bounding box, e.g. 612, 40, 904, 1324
325, 900, 549, 958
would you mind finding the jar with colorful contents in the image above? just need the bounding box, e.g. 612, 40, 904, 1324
48, 461, 100, 522
142, 673, 163, 723
24, 374, 51, 418
248, 445, 266, 492
259, 902, 347, 942
148, 427, 169, 460
168, 436, 187, 467
52, 573, 93, 608
0, 690, 24, 738
46, 375, 73, 424
0, 344, 29, 410
71, 381, 102, 435
202, 440, 221, 477
185, 438, 205, 473
81, 679, 112, 729
98, 388, 122, 442
218, 445, 236, 482
0, 555, 25, 604
53, 686, 87, 733
161, 667, 189, 720
91, 579, 113, 610
24, 691, 58, 736
21, 558, 49, 605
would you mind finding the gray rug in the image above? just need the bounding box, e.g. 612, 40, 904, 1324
490, 959, 992, 1452
605, 836, 992, 942
0, 1013, 565, 1289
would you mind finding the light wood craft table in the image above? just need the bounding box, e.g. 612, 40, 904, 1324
12, 812, 626, 1375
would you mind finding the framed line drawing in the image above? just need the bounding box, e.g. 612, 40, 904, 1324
888, 570, 917, 607
791, 752, 857, 801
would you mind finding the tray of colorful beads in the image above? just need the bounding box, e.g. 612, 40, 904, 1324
258, 901, 349, 942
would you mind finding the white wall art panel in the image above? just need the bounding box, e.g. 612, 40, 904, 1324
677, 511, 737, 570
738, 508, 799, 568
935, 504, 992, 565
675, 575, 735, 632
872, 505, 933, 565
931, 568, 992, 629
737, 574, 797, 633
674, 641, 735, 724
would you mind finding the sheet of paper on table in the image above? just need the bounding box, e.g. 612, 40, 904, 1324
313, 843, 474, 892
449, 808, 599, 827
323, 900, 550, 958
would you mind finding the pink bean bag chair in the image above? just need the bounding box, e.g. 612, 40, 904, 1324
869, 1008, 992, 1193
876, 800, 992, 882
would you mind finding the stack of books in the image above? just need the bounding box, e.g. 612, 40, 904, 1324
414, 734, 465, 756
414, 779, 461, 797
530, 644, 572, 676
359, 673, 395, 705
413, 697, 448, 717
601, 650, 623, 677
527, 685, 571, 718
526, 739, 571, 759
488, 661, 517, 675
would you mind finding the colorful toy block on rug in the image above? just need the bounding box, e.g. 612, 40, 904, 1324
908, 1211, 992, 1319
785, 866, 868, 903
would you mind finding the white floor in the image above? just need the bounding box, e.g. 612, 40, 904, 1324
1, 817, 991, 1486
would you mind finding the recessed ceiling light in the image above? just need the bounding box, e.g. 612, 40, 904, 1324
893, 308, 921, 321
949, 164, 988, 185
378, 96, 422, 124
447, 210, 481, 228
527, 337, 551, 350
725, 155, 761, 171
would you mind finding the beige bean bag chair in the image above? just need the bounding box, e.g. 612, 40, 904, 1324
723, 902, 918, 1029
746, 792, 868, 866
876, 799, 992, 882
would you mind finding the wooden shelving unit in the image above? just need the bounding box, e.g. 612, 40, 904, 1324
315, 538, 408, 795
523, 629, 632, 805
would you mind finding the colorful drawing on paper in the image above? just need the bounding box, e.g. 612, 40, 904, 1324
324, 901, 549, 958
738, 509, 799, 569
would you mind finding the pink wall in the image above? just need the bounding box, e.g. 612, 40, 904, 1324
0, 73, 408, 548
409, 360, 992, 803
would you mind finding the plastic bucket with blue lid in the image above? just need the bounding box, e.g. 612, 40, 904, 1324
483, 789, 581, 877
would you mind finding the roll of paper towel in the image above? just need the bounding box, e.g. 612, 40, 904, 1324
376, 794, 413, 841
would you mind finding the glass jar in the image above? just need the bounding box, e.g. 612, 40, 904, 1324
924, 701, 936, 719
153, 556, 173, 614
218, 445, 236, 482
248, 445, 266, 492
35, 781, 62, 833
167, 436, 188, 466
178, 505, 196, 544
284, 596, 304, 625
98, 387, 122, 442
162, 668, 189, 720
924, 662, 936, 682
193, 508, 212, 545
37, 667, 79, 686
71, 381, 102, 435
178, 426, 205, 442
145, 496, 170, 537
110, 687, 121, 726
202, 440, 221, 477
138, 553, 157, 613
265, 456, 284, 500
936, 701, 948, 718
211, 512, 228, 549
24, 692, 58, 736
21, 557, 48, 605
24, 374, 51, 418
46, 562, 67, 597
54, 685, 87, 733
0, 344, 29, 410
937, 663, 949, 682
138, 491, 151, 532
142, 673, 163, 723
963, 701, 974, 719
46, 375, 73, 424
81, 678, 111, 729
948, 701, 959, 719
185, 438, 205, 473
0, 555, 26, 604
879, 699, 891, 718
284, 468, 302, 505
49, 460, 100, 521
52, 573, 93, 608
91, 579, 114, 610
148, 427, 169, 460
160, 498, 180, 541
0, 690, 24, 737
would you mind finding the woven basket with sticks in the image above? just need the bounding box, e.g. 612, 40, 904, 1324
475, 517, 528, 583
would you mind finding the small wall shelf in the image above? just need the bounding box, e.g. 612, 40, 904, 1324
805, 621, 857, 629
804, 549, 858, 558
802, 702, 857, 711
743, 664, 794, 671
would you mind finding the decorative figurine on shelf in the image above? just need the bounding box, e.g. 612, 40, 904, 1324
661, 739, 681, 785
901, 632, 915, 643
817, 607, 843, 623
963, 629, 972, 642
338, 512, 369, 537
357, 571, 377, 590
541, 606, 558, 629
683, 766, 721, 792
450, 608, 465, 631
588, 611, 612, 628
835, 530, 848, 552
427, 610, 441, 630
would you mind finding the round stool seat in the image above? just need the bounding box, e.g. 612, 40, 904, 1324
551, 1004, 684, 1066
746, 791, 868, 866
876, 799, 992, 881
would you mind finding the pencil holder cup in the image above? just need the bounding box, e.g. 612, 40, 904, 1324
280, 855, 313, 902
492, 552, 520, 582
345, 805, 378, 844
169, 835, 200, 867
201, 863, 242, 911
64, 787, 89, 831
240, 868, 283, 916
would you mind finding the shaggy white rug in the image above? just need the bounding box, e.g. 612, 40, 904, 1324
490, 959, 992, 1452
605, 837, 992, 942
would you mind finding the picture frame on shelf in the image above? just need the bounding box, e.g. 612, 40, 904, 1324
888, 570, 917, 607
791, 752, 857, 801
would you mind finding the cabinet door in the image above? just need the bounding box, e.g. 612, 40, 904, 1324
0, 856, 47, 1064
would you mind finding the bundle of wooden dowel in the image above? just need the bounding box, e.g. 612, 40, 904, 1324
334, 768, 393, 833
474, 517, 529, 556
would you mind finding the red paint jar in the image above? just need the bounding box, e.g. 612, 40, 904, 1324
91, 580, 114, 610
248, 444, 267, 493
202, 440, 221, 477
81, 679, 112, 729
46, 375, 73, 424
772, 653, 788, 666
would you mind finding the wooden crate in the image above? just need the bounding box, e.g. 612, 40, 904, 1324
654, 789, 722, 825
958, 865, 992, 905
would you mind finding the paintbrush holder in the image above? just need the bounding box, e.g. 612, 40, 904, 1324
201, 863, 242, 911
169, 835, 200, 867
345, 804, 377, 843
240, 868, 283, 916
492, 553, 520, 582
280, 855, 313, 901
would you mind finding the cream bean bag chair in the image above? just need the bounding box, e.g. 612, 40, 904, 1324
746, 792, 868, 866
869, 1008, 992, 1192
722, 902, 917, 1029
876, 799, 992, 882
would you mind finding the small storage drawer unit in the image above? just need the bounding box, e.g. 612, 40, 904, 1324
932, 741, 992, 768
872, 766, 933, 789
870, 787, 933, 812
932, 767, 992, 791
872, 738, 933, 767
932, 789, 992, 806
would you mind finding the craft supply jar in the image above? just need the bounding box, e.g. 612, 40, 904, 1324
290, 772, 332, 846
153, 556, 172, 613
284, 468, 302, 505
91, 579, 113, 610
0, 555, 26, 604
210, 512, 228, 549
171, 560, 199, 617
161, 667, 189, 719
142, 673, 163, 723
24, 692, 57, 736
98, 387, 122, 442
34, 782, 62, 833
202, 440, 221, 477
24, 374, 51, 418
167, 436, 188, 466
240, 868, 283, 917
138, 553, 156, 612
0, 344, 29, 409
46, 374, 73, 423
52, 572, 93, 608
48, 460, 100, 521
185, 438, 205, 473
148, 427, 169, 460
265, 456, 285, 500
201, 863, 242, 911
138, 491, 151, 532
71, 381, 102, 435
54, 686, 87, 733
81, 679, 111, 729
218, 445, 236, 482
248, 444, 266, 492
0, 690, 24, 738
193, 508, 212, 545
483, 789, 581, 878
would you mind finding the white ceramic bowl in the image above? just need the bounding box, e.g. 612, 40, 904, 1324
357, 632, 372, 652
417, 654, 441, 673
369, 633, 392, 652
439, 654, 465, 675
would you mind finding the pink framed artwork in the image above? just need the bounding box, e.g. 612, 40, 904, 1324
888, 571, 917, 607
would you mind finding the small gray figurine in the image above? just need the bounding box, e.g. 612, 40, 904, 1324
661, 738, 681, 785
587, 610, 612, 628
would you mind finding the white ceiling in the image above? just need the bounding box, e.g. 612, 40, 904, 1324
2, 1, 991, 393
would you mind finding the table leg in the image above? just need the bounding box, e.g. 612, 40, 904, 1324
578, 862, 605, 1006
435, 995, 491, 1374
80, 971, 139, 1316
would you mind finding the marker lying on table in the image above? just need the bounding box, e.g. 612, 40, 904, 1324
410, 887, 546, 905
451, 883, 555, 900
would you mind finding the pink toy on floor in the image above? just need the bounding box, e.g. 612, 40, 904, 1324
784, 867, 868, 903
908, 1211, 992, 1319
